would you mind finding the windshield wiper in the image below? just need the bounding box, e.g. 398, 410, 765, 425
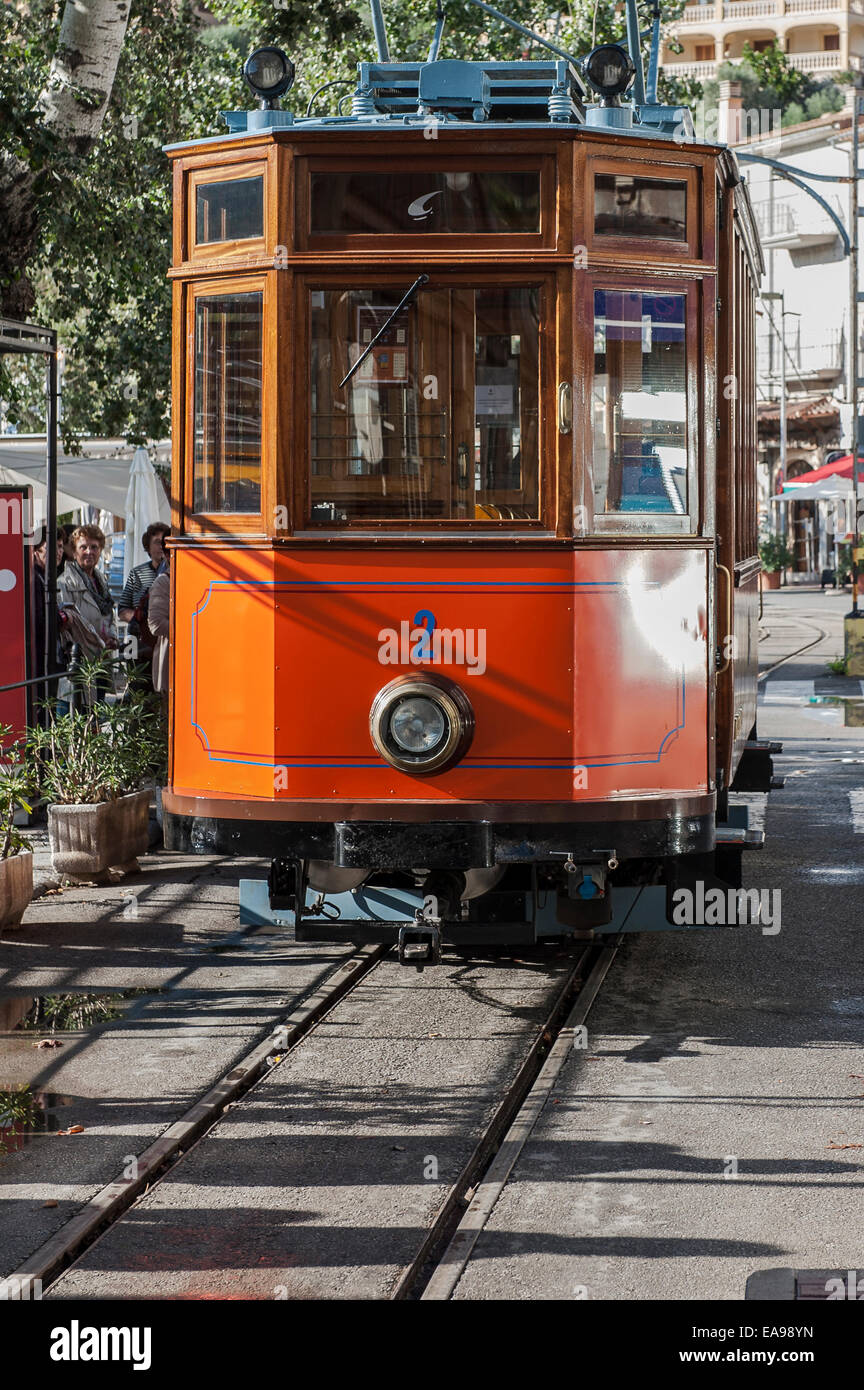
339, 274, 429, 389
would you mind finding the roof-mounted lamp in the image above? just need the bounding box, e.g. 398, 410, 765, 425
243, 47, 296, 109
582, 44, 635, 106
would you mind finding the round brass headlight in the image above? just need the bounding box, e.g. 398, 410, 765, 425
369, 673, 474, 775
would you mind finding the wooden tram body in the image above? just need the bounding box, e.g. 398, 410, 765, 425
162, 36, 773, 963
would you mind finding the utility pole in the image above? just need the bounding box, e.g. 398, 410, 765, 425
849, 90, 861, 619
762, 291, 787, 549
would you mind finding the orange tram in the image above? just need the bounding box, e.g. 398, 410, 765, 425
161, 2, 780, 966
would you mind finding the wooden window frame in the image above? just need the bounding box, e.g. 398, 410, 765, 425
295, 154, 556, 253
186, 159, 270, 263
291, 269, 558, 534
183, 273, 275, 537
580, 269, 706, 537
585, 155, 702, 262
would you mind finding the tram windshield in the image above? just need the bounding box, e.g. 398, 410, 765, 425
592, 289, 688, 516
308, 284, 541, 523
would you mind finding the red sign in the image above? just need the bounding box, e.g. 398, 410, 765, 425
0, 487, 33, 749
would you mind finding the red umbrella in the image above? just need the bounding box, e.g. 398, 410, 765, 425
790, 454, 864, 484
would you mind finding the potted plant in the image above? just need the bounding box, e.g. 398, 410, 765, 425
0, 727, 35, 930
759, 533, 795, 590
28, 657, 163, 883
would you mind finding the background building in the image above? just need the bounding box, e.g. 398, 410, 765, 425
664, 0, 864, 83
730, 91, 862, 576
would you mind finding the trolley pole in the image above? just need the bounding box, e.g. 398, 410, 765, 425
847, 92, 864, 670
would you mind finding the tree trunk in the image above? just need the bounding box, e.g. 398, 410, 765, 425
0, 0, 132, 318
39, 0, 132, 155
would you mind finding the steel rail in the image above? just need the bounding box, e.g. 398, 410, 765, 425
415, 941, 620, 1300
7, 944, 387, 1295
389, 939, 620, 1300
757, 616, 829, 683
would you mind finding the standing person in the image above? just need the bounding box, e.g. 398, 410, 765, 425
146, 553, 170, 711
118, 523, 170, 687
57, 525, 117, 704
30, 528, 65, 721
118, 523, 170, 623
59, 523, 76, 575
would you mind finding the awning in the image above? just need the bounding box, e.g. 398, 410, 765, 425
0, 437, 170, 520
780, 476, 854, 499
784, 454, 864, 486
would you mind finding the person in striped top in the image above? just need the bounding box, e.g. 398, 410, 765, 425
118, 522, 170, 622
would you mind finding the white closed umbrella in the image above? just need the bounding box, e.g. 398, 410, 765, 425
123, 447, 170, 582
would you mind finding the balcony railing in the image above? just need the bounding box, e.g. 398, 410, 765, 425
662, 59, 720, 77
723, 1, 776, 17
678, 0, 864, 18
757, 336, 844, 380
678, 4, 716, 21
663, 51, 861, 78
753, 202, 796, 238
788, 50, 854, 70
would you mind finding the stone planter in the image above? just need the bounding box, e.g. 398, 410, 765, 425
48, 789, 151, 882
0, 851, 33, 930
760, 569, 781, 591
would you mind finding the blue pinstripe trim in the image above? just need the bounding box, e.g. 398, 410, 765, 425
189, 578, 685, 769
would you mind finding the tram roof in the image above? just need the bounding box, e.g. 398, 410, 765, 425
164, 56, 702, 153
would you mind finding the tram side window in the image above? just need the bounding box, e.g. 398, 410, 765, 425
195, 177, 264, 244
308, 285, 540, 523
594, 175, 687, 242
593, 289, 688, 517
193, 292, 263, 514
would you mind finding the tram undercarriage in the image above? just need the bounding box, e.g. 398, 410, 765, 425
168, 782, 776, 965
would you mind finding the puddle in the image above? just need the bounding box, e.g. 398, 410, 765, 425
0, 1086, 77, 1154
807, 697, 864, 727
16, 989, 162, 1033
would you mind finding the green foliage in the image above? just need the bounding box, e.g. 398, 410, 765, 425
826, 656, 849, 675
28, 656, 165, 804
739, 40, 810, 105
702, 43, 847, 134
759, 532, 795, 572
0, 1085, 39, 1126
24, 993, 122, 1030
0, 726, 35, 860
0, 1085, 40, 1155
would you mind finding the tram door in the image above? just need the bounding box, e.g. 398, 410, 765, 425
308, 284, 541, 523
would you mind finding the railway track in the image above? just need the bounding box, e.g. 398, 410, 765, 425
9, 937, 620, 1301
757, 614, 829, 683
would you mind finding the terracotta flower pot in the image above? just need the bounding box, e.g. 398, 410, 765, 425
0, 851, 34, 930
48, 789, 151, 882
760, 570, 781, 590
